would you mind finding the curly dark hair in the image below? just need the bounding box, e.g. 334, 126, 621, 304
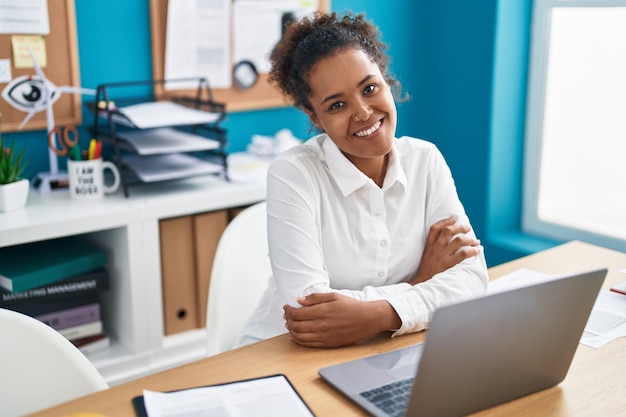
268, 11, 403, 113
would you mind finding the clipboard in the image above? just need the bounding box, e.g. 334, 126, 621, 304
131, 374, 315, 417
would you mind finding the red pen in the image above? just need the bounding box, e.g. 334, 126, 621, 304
93, 140, 102, 159
609, 281, 626, 296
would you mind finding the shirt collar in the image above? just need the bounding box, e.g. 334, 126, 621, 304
321, 135, 407, 196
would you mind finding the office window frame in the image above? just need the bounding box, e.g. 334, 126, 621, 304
523, 0, 626, 252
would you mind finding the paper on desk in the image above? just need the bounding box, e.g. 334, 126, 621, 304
143, 375, 313, 417
227, 152, 271, 184
118, 102, 222, 129
487, 268, 557, 294
488, 269, 626, 348
582, 290, 626, 348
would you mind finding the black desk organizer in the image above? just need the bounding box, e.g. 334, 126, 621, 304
90, 78, 229, 198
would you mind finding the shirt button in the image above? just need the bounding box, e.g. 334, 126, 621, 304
374, 210, 382, 216
378, 271, 385, 278
380, 240, 388, 247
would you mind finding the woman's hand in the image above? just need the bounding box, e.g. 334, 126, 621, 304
283, 293, 401, 348
410, 216, 482, 285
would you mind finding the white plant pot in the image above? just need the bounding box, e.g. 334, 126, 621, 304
0, 178, 30, 212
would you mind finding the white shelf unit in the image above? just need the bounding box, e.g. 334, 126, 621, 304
0, 176, 266, 385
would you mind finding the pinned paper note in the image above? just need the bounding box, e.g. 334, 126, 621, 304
0, 0, 50, 35
12, 35, 47, 68
0, 59, 12, 83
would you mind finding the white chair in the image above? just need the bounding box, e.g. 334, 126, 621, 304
0, 308, 109, 417
206, 201, 271, 355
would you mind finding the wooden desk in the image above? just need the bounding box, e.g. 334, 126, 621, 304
27, 241, 626, 417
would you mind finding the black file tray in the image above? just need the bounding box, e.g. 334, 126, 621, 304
90, 78, 229, 197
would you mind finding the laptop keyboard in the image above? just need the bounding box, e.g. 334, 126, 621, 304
359, 377, 414, 417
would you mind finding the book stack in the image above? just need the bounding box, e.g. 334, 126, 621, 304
0, 236, 111, 355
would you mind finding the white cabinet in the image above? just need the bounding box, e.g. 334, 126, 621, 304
0, 176, 266, 385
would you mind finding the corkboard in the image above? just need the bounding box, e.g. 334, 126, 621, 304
149, 0, 330, 112
0, 0, 82, 133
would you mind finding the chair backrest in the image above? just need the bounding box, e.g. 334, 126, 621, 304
0, 308, 109, 417
206, 201, 271, 355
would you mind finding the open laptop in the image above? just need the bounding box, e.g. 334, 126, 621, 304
319, 268, 607, 417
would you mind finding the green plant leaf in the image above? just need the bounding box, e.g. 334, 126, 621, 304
0, 139, 29, 185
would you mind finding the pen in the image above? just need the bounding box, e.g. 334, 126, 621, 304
70, 143, 82, 161
610, 288, 626, 296
93, 140, 102, 159
609, 281, 626, 296
88, 138, 97, 160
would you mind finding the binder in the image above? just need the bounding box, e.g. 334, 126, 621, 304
131, 374, 314, 417
159, 208, 237, 334
193, 210, 228, 328
159, 216, 199, 335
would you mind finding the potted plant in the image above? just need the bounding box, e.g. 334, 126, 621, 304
0, 139, 30, 212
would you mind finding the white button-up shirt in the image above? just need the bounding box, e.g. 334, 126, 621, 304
236, 134, 488, 347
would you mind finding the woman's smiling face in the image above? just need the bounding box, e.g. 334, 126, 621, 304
304, 47, 397, 173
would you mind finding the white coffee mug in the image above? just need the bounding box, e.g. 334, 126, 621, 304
67, 158, 120, 200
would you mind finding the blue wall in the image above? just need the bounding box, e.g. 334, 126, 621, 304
2, 0, 558, 266
74, 0, 421, 153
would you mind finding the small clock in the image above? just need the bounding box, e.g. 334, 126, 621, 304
233, 60, 259, 90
